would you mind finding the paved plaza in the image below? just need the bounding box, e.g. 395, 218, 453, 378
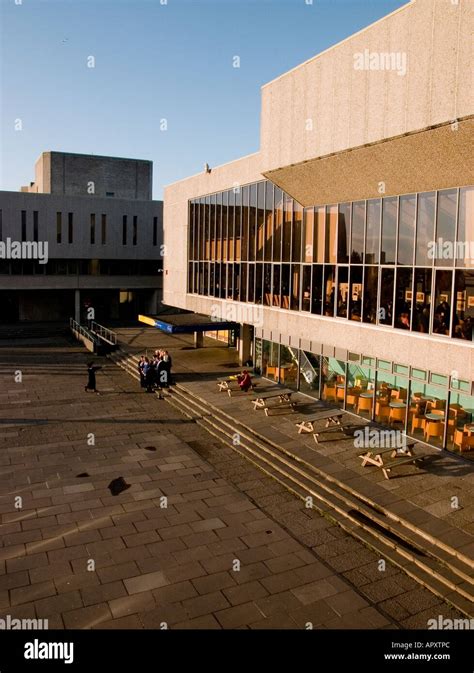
0, 330, 469, 629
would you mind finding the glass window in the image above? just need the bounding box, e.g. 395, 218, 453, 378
446, 391, 474, 459
351, 201, 365, 263
209, 262, 215, 297
292, 202, 302, 262
381, 196, 397, 264
411, 368, 427, 380
379, 268, 394, 326
264, 182, 273, 261
338, 203, 350, 264
132, 215, 138, 246
365, 199, 380, 264
303, 208, 313, 263
377, 360, 392, 371
21, 210, 27, 242
245, 261, 252, 301
398, 194, 416, 265
299, 351, 320, 398
222, 191, 228, 262
325, 206, 337, 263
347, 363, 374, 419
435, 189, 457, 267
68, 213, 73, 244
240, 187, 247, 261
336, 266, 348, 318
321, 358, 346, 409
248, 186, 256, 262
314, 206, 325, 263
363, 267, 378, 324
263, 264, 272, 306
394, 363, 409, 375
90, 214, 96, 244
279, 345, 299, 391
240, 263, 247, 302
394, 268, 412, 330
416, 192, 435, 265
291, 264, 300, 310
457, 187, 474, 268
274, 188, 283, 262
56, 212, 62, 244
281, 264, 290, 310
228, 191, 234, 262
262, 340, 279, 382
453, 270, 474, 340
101, 214, 106, 245
301, 265, 311, 312
282, 194, 292, 262
412, 268, 432, 333
323, 265, 336, 316
256, 182, 265, 261
255, 263, 263, 304
433, 270, 453, 336
272, 264, 281, 307
311, 265, 322, 315
349, 266, 362, 321
216, 192, 223, 261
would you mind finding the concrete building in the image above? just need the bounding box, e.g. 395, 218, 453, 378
1, 152, 162, 322
163, 0, 474, 458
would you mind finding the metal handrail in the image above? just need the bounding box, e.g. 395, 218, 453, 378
69, 318, 99, 344
90, 321, 117, 345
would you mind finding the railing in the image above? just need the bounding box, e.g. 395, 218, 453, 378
90, 321, 117, 345
69, 318, 99, 343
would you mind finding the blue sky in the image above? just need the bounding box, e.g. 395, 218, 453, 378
1, 0, 407, 199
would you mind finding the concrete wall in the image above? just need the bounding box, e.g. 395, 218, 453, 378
22, 152, 153, 201
260, 0, 474, 173
0, 190, 163, 260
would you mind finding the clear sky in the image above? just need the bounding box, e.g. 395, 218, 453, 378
0, 0, 407, 199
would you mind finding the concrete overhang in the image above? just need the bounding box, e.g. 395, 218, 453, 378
263, 116, 474, 207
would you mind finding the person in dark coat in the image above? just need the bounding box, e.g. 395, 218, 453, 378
138, 355, 147, 389
143, 358, 155, 393
85, 362, 102, 393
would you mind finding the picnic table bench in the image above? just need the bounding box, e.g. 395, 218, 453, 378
217, 376, 256, 396
295, 409, 344, 434
380, 453, 430, 480
358, 439, 417, 467
252, 388, 296, 416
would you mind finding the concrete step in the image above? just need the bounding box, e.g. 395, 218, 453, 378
110, 349, 474, 617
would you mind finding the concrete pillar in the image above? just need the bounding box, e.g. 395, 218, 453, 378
74, 290, 80, 323
194, 331, 204, 348
238, 323, 252, 366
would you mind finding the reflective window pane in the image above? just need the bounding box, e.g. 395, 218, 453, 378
381, 196, 397, 264
412, 268, 432, 333
363, 266, 378, 324
365, 199, 381, 264
456, 187, 474, 268
416, 192, 435, 265
435, 189, 457, 267
349, 266, 362, 321
338, 203, 350, 264
453, 270, 474, 340
395, 268, 412, 330
398, 194, 416, 265
379, 268, 394, 326
325, 206, 337, 263
433, 270, 452, 335
336, 266, 348, 318
351, 201, 365, 263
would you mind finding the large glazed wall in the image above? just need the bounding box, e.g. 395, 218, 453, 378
163, 153, 263, 310
260, 0, 474, 173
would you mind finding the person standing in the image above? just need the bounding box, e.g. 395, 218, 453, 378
85, 362, 102, 394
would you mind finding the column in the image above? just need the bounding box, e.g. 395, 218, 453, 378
194, 331, 204, 348
74, 289, 80, 323
238, 323, 252, 366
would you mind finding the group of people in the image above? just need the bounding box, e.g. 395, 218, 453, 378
138, 350, 173, 393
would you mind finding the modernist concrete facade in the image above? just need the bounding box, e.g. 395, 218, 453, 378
163, 0, 473, 457
1, 152, 162, 322
21, 151, 152, 201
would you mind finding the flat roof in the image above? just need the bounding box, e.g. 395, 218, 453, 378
138, 313, 240, 334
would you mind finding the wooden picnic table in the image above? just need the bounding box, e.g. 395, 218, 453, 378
359, 440, 417, 467
252, 388, 296, 416
295, 409, 343, 434
216, 376, 256, 396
